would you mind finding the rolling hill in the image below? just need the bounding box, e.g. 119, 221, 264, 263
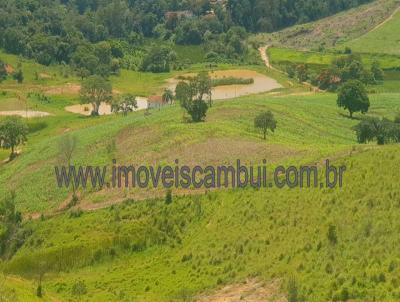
344, 8, 400, 55
1, 1, 400, 301
253, 0, 400, 50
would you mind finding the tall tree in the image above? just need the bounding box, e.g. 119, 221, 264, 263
254, 110, 277, 140
0, 116, 28, 160
175, 73, 211, 122
80, 75, 113, 116
111, 94, 138, 116
337, 80, 370, 118
58, 134, 78, 202
162, 89, 174, 105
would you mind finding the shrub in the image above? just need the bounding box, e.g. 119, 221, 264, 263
165, 190, 172, 205
327, 225, 338, 245
72, 280, 87, 296
287, 276, 299, 302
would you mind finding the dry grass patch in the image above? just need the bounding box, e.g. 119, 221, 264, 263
197, 279, 286, 302
162, 137, 300, 166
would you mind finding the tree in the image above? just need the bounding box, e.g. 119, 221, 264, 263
287, 276, 299, 302
296, 64, 308, 82
111, 94, 137, 116
337, 80, 369, 118
162, 89, 174, 105
0, 191, 22, 257
0, 61, 7, 83
254, 111, 277, 140
80, 75, 112, 116
371, 61, 384, 81
140, 46, 174, 73
36, 260, 48, 298
286, 65, 296, 78
354, 117, 399, 145
394, 114, 400, 124
175, 73, 211, 122
0, 116, 28, 160
165, 190, 172, 205
58, 135, 78, 202
327, 224, 338, 244
12, 70, 24, 84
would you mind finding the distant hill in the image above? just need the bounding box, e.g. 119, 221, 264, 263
343, 7, 400, 55
253, 0, 400, 51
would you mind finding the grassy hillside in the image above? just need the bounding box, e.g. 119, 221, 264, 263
2, 90, 399, 213
268, 48, 400, 69
2, 145, 400, 302
252, 0, 400, 50
344, 8, 400, 55
1, 6, 400, 300
0, 275, 54, 302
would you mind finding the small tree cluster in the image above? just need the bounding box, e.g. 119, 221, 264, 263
354, 117, 400, 145
315, 55, 384, 91
140, 46, 176, 73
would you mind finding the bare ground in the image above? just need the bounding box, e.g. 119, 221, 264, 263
197, 279, 287, 302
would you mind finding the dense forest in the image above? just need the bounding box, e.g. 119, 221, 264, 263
0, 0, 373, 73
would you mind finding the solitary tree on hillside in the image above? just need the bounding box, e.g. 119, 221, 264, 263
58, 134, 78, 203
12, 69, 24, 83
371, 61, 384, 81
111, 94, 137, 116
254, 111, 277, 140
0, 116, 28, 160
175, 72, 211, 122
80, 75, 112, 116
162, 89, 174, 105
337, 80, 369, 118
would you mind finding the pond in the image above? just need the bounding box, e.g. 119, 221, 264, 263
166, 69, 282, 100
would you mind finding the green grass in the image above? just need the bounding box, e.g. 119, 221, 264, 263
0, 51, 79, 86
0, 275, 54, 302
2, 144, 400, 301
268, 47, 400, 92
344, 9, 400, 55
268, 47, 400, 70
172, 45, 207, 64
0, 89, 399, 213
252, 0, 400, 50
1, 29, 400, 301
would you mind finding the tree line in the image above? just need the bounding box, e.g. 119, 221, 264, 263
0, 0, 373, 73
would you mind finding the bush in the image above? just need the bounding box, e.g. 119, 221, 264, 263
72, 280, 87, 296
327, 225, 338, 244
165, 190, 172, 205
36, 285, 42, 297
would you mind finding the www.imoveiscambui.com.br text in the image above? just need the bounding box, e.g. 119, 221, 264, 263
54, 159, 346, 190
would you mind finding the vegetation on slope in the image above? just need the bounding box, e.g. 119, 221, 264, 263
344, 9, 400, 55
252, 0, 400, 50
2, 145, 400, 301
